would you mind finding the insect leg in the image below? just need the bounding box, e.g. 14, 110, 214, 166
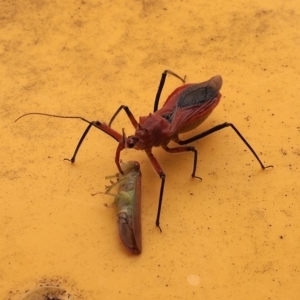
65, 121, 124, 165
162, 145, 202, 179
145, 150, 166, 232
108, 105, 139, 128
108, 70, 185, 125
15, 112, 126, 173
115, 142, 126, 174
153, 70, 186, 112
177, 122, 273, 170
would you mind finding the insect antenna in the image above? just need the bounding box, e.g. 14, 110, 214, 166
14, 112, 92, 125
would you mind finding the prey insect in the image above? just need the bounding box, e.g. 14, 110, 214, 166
97, 161, 142, 255
15, 70, 273, 231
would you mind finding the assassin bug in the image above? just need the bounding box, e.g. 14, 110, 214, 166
15, 70, 273, 231
98, 161, 142, 255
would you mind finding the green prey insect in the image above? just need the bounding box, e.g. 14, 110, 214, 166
102, 161, 142, 255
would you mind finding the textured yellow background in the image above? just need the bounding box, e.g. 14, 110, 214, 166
1, 0, 299, 299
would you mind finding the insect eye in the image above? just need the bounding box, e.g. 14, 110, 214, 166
128, 141, 135, 148
127, 136, 137, 148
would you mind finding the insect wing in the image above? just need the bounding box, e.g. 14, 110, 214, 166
170, 90, 222, 134
161, 75, 223, 134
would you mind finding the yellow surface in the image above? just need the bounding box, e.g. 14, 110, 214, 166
1, 0, 299, 299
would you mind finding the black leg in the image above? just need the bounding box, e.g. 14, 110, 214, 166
177, 122, 273, 170
145, 151, 168, 231
14, 112, 125, 165
108, 105, 139, 128
64, 121, 123, 163
64, 122, 94, 163
162, 145, 202, 179
155, 173, 165, 232
153, 70, 186, 112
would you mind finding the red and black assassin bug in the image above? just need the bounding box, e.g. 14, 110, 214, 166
15, 70, 273, 231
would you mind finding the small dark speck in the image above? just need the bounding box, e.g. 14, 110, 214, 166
279, 235, 284, 239
190, 193, 194, 196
